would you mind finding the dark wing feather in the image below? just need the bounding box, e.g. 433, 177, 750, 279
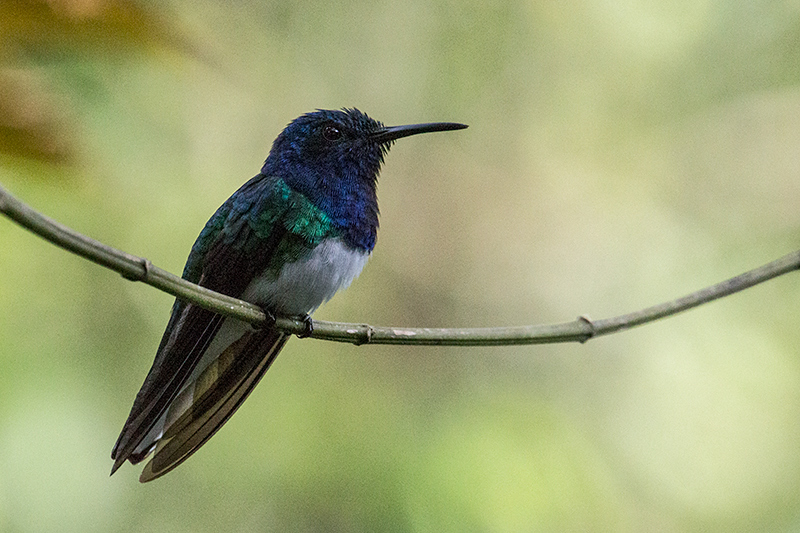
111, 175, 287, 473
112, 307, 226, 468
139, 327, 288, 481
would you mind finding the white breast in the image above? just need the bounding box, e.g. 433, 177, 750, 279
241, 238, 370, 316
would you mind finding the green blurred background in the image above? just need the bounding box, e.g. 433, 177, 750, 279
2, 0, 800, 531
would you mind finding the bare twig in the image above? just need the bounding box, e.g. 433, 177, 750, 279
2, 183, 797, 346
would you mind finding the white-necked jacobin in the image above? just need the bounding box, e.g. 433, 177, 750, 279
110, 108, 467, 482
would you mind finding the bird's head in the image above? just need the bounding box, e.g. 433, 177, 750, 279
263, 107, 465, 195
261, 108, 466, 247
263, 108, 389, 191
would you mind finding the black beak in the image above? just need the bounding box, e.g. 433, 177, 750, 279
370, 122, 468, 143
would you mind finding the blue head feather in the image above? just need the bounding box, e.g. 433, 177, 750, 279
261, 108, 389, 251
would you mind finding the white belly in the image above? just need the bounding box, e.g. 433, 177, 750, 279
240, 238, 370, 316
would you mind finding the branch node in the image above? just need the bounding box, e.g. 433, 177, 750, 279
577, 315, 595, 343
353, 324, 374, 346
122, 257, 152, 282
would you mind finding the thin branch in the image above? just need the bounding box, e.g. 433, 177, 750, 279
2, 183, 798, 346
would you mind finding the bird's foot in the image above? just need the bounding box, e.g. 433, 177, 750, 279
296, 314, 314, 338
256, 308, 277, 329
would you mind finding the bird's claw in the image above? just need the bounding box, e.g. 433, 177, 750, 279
296, 314, 314, 338
257, 308, 277, 329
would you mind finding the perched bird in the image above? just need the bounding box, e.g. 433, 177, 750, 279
111, 108, 467, 482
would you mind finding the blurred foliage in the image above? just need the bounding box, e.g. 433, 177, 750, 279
0, 0, 193, 163
2, 1, 800, 532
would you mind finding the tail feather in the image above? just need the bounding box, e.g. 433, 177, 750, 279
138, 326, 288, 482
111, 308, 227, 473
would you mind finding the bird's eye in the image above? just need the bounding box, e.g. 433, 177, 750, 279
322, 124, 342, 141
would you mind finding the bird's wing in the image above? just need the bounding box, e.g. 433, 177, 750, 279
139, 325, 287, 481
111, 175, 289, 475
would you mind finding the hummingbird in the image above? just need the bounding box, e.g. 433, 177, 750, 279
110, 108, 467, 482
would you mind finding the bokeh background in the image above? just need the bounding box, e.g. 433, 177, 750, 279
2, 1, 800, 531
